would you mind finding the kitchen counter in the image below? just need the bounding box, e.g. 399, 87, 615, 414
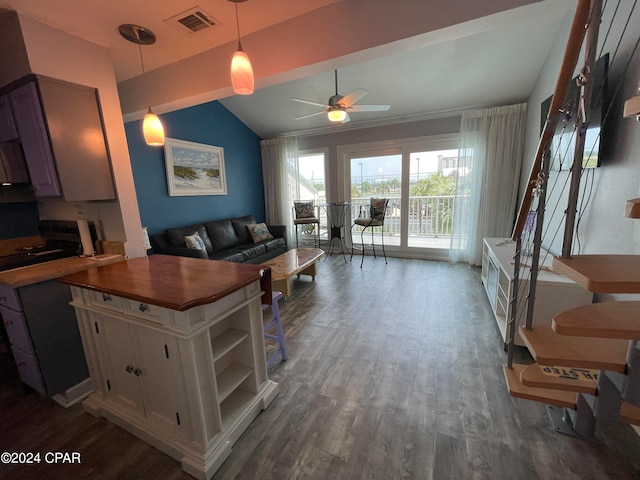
0, 253, 124, 288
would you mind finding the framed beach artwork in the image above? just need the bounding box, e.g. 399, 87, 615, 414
164, 138, 227, 196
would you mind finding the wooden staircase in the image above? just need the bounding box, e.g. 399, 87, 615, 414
503, 255, 640, 431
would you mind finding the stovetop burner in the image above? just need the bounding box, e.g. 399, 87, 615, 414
0, 220, 97, 272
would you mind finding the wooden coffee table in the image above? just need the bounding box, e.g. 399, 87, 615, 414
261, 248, 324, 298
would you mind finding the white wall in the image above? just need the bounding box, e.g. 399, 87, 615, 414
520, 4, 640, 259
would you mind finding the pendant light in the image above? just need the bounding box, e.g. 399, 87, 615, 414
229, 0, 254, 95
119, 24, 165, 146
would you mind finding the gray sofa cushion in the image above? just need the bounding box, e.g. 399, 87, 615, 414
164, 224, 213, 253
209, 251, 245, 262
231, 215, 257, 244
238, 244, 267, 261
204, 219, 238, 252
263, 237, 286, 252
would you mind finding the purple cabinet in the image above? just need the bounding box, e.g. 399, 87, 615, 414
7, 76, 115, 201
0, 281, 89, 396
0, 95, 18, 142
9, 82, 61, 197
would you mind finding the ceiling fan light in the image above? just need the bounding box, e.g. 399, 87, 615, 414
328, 109, 346, 122
143, 107, 165, 146
231, 45, 254, 95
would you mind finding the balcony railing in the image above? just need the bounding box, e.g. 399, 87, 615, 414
299, 195, 463, 250
350, 195, 456, 237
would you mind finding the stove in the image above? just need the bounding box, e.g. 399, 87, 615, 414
0, 220, 97, 272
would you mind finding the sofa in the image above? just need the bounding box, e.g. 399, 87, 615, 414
149, 215, 287, 264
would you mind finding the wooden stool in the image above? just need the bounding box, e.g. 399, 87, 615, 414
262, 291, 288, 366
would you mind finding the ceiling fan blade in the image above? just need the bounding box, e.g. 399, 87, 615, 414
341, 112, 351, 123
291, 98, 327, 108
349, 104, 391, 112
294, 111, 326, 121
338, 88, 368, 107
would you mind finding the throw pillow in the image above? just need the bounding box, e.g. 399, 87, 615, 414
294, 201, 315, 219
185, 231, 206, 251
370, 198, 387, 221
247, 223, 274, 243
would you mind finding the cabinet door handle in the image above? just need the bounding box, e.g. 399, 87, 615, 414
138, 303, 149, 312
102, 293, 112, 302
125, 365, 134, 374
133, 368, 143, 377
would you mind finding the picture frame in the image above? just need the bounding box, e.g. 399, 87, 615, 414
164, 137, 227, 196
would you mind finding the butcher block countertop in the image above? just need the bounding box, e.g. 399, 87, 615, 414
58, 254, 265, 311
0, 254, 124, 289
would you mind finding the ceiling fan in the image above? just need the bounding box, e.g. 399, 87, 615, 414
292, 70, 390, 123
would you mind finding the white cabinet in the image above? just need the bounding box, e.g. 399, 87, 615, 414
481, 238, 593, 347
90, 314, 183, 434
68, 279, 278, 480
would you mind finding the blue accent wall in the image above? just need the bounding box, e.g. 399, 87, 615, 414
126, 101, 264, 235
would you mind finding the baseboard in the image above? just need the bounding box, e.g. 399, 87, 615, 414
51, 378, 93, 408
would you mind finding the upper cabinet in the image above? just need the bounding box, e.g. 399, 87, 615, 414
0, 95, 18, 142
7, 76, 116, 201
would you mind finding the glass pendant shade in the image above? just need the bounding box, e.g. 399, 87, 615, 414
327, 109, 346, 122
143, 107, 165, 146
231, 43, 254, 95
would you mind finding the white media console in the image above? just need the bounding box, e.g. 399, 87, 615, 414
481, 238, 593, 347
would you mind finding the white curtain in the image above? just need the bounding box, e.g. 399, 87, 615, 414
450, 103, 527, 265
260, 137, 299, 246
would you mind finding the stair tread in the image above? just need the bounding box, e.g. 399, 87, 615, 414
552, 255, 640, 293
503, 363, 577, 409
520, 363, 598, 395
620, 401, 640, 426
553, 301, 640, 339
519, 325, 628, 373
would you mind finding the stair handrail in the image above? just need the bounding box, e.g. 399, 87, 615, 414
511, 0, 592, 241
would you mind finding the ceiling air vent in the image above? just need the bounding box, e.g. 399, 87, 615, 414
165, 7, 219, 36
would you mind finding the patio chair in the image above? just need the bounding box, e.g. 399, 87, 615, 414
293, 200, 320, 248
350, 197, 389, 268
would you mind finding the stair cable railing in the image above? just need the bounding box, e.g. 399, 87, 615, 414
506, 0, 640, 373
505, 0, 595, 369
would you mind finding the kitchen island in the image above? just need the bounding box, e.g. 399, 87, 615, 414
58, 254, 278, 480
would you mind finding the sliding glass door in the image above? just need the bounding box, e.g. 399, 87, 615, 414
340, 135, 460, 259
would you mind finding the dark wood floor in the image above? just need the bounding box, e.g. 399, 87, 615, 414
1, 254, 639, 479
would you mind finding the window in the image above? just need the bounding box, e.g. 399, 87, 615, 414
292, 150, 327, 241
339, 135, 460, 260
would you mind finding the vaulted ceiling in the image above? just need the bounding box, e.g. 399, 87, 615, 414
0, 0, 577, 138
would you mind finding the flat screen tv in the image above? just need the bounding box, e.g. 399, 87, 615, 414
540, 53, 608, 171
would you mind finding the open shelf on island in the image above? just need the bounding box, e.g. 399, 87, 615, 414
216, 363, 253, 403
211, 328, 249, 362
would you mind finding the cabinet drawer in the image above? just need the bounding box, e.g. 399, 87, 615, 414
122, 299, 165, 324
12, 346, 46, 395
89, 290, 123, 313
0, 306, 35, 354
0, 284, 22, 311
